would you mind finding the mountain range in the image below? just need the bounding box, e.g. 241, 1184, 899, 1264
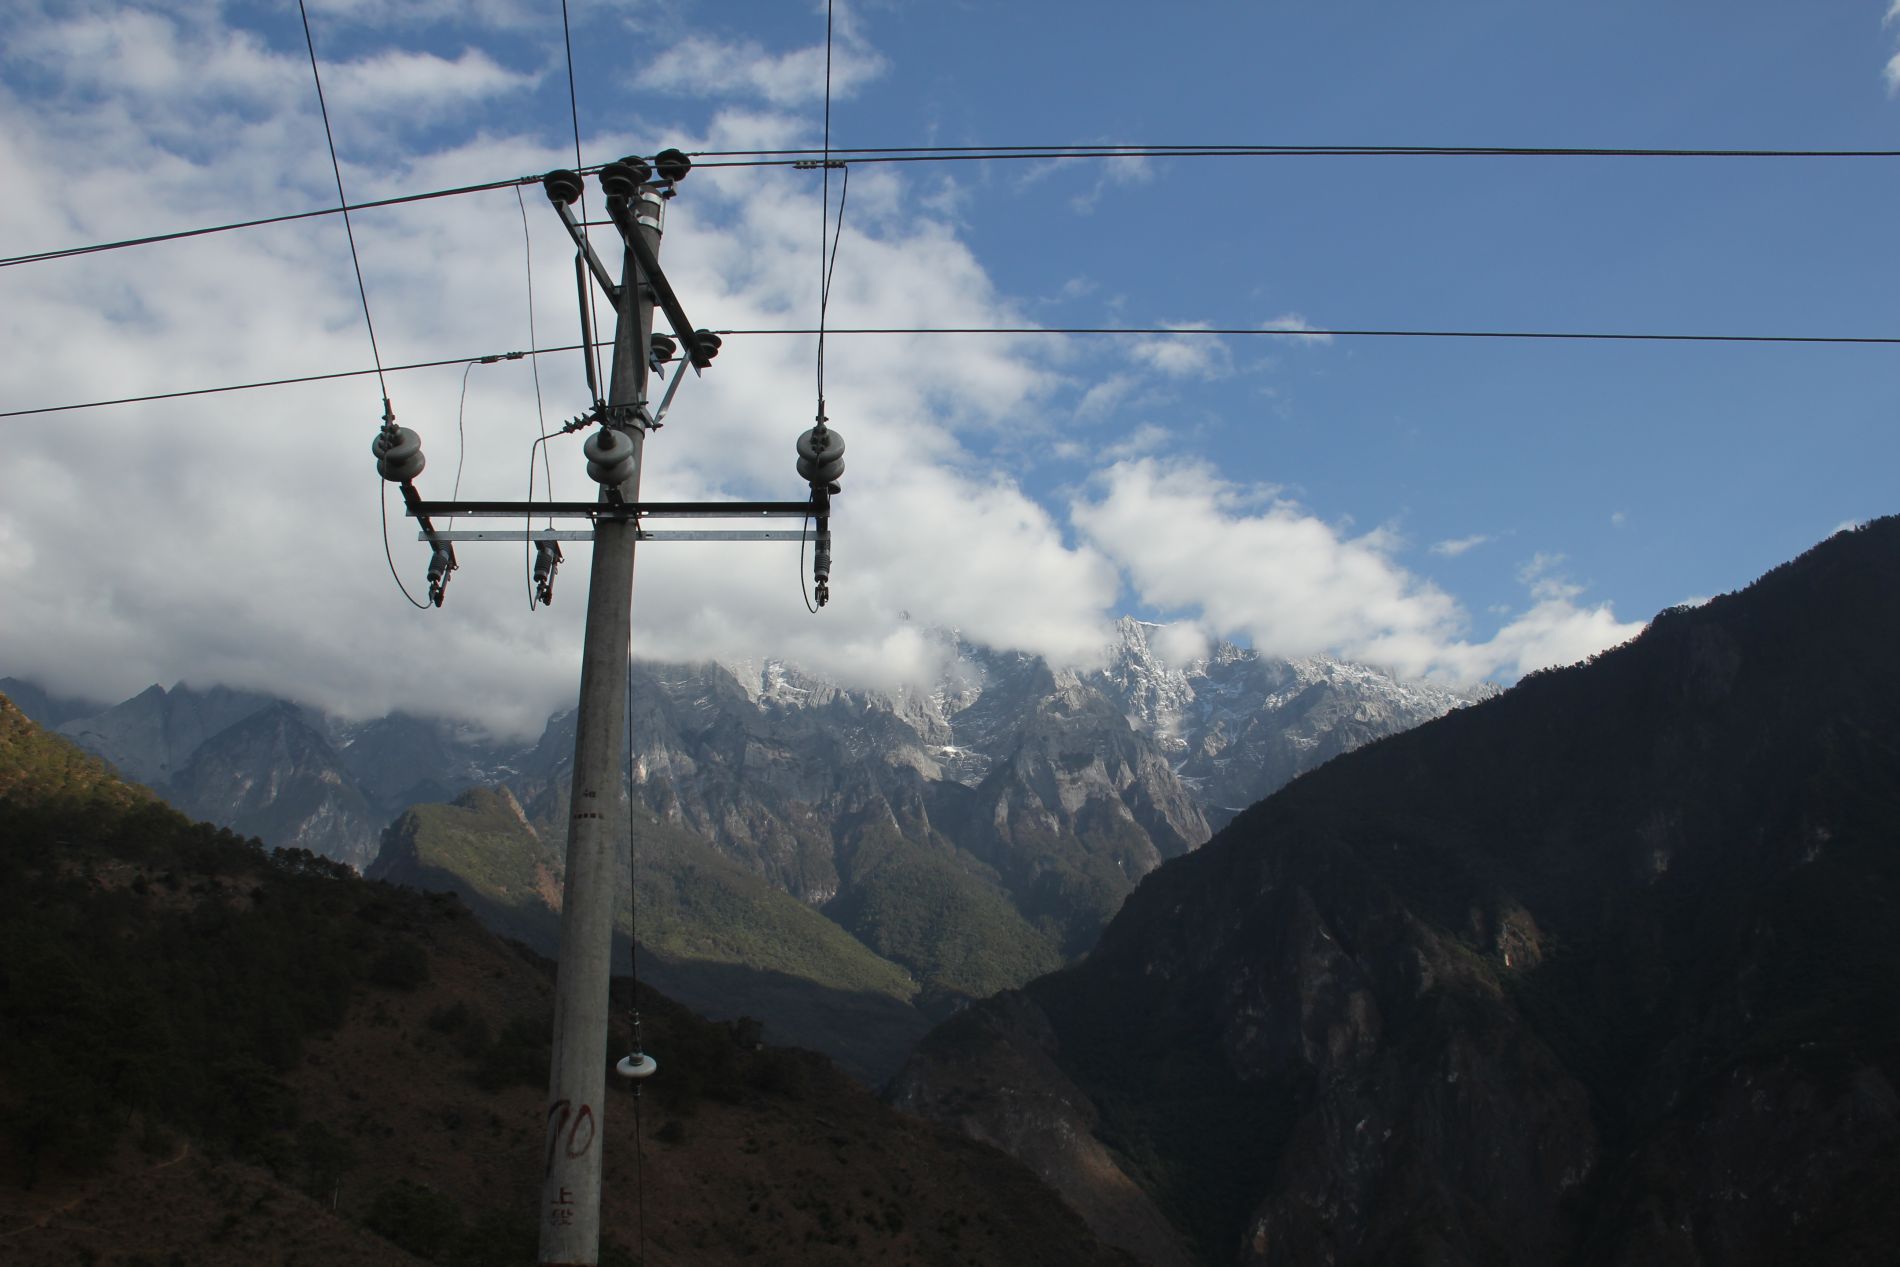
4, 621, 1475, 1077
7, 519, 1894, 1264
893, 518, 1900, 1265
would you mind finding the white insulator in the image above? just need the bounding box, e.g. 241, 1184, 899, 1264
372, 427, 426, 483
583, 427, 637, 487
615, 1052, 658, 1079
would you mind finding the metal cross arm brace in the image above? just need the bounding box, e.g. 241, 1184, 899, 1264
605, 199, 719, 371
418, 529, 810, 543
551, 198, 622, 307
406, 499, 818, 519
545, 169, 721, 375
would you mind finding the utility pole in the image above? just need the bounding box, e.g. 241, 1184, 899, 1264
376, 148, 842, 1267
537, 164, 660, 1267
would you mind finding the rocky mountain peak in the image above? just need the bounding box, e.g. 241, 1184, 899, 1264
900, 516, 1900, 1266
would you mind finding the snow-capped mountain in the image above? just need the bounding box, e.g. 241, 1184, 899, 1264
1092, 617, 1483, 823
5, 626, 1480, 989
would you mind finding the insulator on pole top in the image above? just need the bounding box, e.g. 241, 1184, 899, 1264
795, 424, 845, 491
583, 426, 637, 489
688, 329, 722, 370
371, 425, 426, 483
654, 148, 692, 184
543, 168, 584, 207
598, 157, 651, 199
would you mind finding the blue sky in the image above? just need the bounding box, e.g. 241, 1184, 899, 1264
2, 1, 1897, 733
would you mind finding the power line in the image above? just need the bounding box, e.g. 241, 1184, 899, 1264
685, 142, 1900, 169
9, 141, 1894, 273
559, 0, 604, 404
0, 174, 542, 270
8, 324, 1897, 422
297, 0, 389, 406
0, 347, 547, 419
718, 325, 1900, 345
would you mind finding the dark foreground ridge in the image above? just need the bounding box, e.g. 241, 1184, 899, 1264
0, 694, 1135, 1266
898, 517, 1900, 1266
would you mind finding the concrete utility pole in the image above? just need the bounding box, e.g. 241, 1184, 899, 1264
381, 148, 835, 1267
539, 174, 661, 1267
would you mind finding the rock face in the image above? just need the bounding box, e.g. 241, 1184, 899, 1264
11, 625, 1475, 1002
1095, 619, 1484, 826
897, 520, 1900, 1265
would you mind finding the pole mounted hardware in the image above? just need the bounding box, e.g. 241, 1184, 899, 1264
533, 538, 563, 605
372, 153, 852, 1265
371, 421, 457, 606
374, 148, 846, 1267
796, 422, 845, 606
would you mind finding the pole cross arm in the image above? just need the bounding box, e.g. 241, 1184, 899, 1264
406, 498, 817, 519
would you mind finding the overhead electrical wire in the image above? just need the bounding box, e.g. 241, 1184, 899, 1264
296, 0, 389, 406
802, 0, 846, 616
0, 174, 542, 270
684, 142, 1900, 168
560, 0, 605, 404
7, 143, 1895, 273
719, 325, 1900, 344
518, 186, 558, 611
297, 0, 430, 609
7, 324, 1900, 422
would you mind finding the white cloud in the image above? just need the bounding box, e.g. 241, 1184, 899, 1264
1262, 313, 1333, 346
1433, 587, 1644, 682
1017, 148, 1156, 214
636, 33, 886, 106
1128, 323, 1229, 378
1072, 458, 1466, 671
0, 0, 1659, 738
1431, 533, 1492, 557
1103, 423, 1171, 460
9, 8, 299, 105
1071, 460, 1642, 685
1887, 2, 1900, 92
0, 8, 1121, 735
1074, 372, 1138, 420
1610, 510, 1628, 527
1517, 552, 1566, 585
307, 0, 543, 27
325, 48, 540, 114
1150, 620, 1212, 667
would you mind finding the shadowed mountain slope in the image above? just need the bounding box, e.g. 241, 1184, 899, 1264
370, 787, 935, 1082
0, 697, 1136, 1266
897, 519, 1900, 1266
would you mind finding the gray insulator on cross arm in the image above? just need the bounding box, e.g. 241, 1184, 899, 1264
372, 427, 426, 482
797, 453, 845, 485
796, 427, 845, 464
795, 427, 845, 487
583, 426, 637, 487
